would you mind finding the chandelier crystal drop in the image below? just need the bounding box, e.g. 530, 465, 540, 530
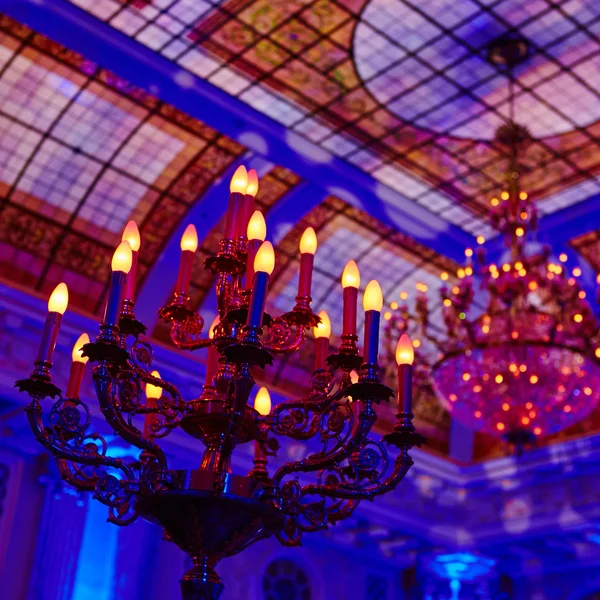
16, 167, 423, 600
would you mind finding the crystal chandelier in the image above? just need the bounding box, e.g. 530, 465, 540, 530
16, 166, 423, 599
384, 38, 600, 452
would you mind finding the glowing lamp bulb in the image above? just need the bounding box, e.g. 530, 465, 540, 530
254, 386, 271, 416
299, 227, 317, 255
247, 210, 266, 241
180, 224, 198, 252
246, 168, 259, 197
146, 370, 163, 400
48, 282, 69, 314
71, 333, 90, 363
208, 316, 220, 340
313, 310, 331, 339
395, 333, 414, 365
121, 220, 141, 252
254, 241, 275, 275
342, 260, 360, 289
363, 280, 383, 312
112, 241, 133, 274
230, 165, 248, 193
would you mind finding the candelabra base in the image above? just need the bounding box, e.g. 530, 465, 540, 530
137, 470, 283, 600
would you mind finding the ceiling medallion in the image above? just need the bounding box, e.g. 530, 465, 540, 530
16, 166, 423, 599
384, 44, 600, 453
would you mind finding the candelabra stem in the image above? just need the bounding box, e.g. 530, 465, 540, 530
200, 445, 231, 475
180, 555, 224, 600
251, 438, 269, 481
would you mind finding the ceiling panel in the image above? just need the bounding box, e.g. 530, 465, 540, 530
0, 15, 245, 312
66, 0, 600, 235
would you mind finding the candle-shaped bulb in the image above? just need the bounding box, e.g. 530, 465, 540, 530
208, 315, 220, 340
254, 386, 271, 416
247, 211, 267, 241
254, 241, 275, 275
121, 220, 140, 252
180, 224, 198, 252
112, 241, 133, 274
299, 227, 317, 255
342, 260, 360, 289
363, 280, 383, 312
313, 310, 331, 339
48, 282, 69, 314
395, 333, 415, 365
246, 169, 259, 197
230, 165, 248, 193
146, 370, 163, 400
71, 333, 90, 363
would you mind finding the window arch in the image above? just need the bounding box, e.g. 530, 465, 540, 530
262, 558, 311, 600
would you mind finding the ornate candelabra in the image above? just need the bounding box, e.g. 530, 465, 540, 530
16, 166, 423, 600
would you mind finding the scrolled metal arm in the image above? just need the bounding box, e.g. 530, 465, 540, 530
262, 317, 306, 354
272, 397, 376, 491
300, 446, 413, 501
25, 397, 141, 525
94, 362, 168, 471
169, 316, 211, 351
25, 398, 132, 473
269, 389, 338, 440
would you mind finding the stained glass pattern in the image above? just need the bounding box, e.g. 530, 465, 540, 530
0, 15, 245, 312
68, 0, 600, 232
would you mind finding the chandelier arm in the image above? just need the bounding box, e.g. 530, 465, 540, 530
131, 364, 188, 412
114, 365, 189, 439
268, 384, 344, 439
261, 319, 306, 354
326, 498, 360, 523
25, 397, 141, 525
275, 530, 302, 547
24, 398, 135, 474
299, 451, 413, 501
271, 397, 374, 491
55, 457, 97, 491
94, 363, 168, 470
168, 315, 210, 351
285, 496, 360, 537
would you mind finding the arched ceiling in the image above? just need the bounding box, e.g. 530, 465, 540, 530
60, 0, 600, 231
0, 13, 245, 312
2, 4, 600, 461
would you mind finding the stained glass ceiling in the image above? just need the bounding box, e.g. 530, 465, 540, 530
0, 14, 244, 312
2, 7, 600, 461
67, 0, 600, 235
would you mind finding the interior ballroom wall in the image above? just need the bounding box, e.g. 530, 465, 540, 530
0, 448, 404, 600
4, 433, 600, 599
